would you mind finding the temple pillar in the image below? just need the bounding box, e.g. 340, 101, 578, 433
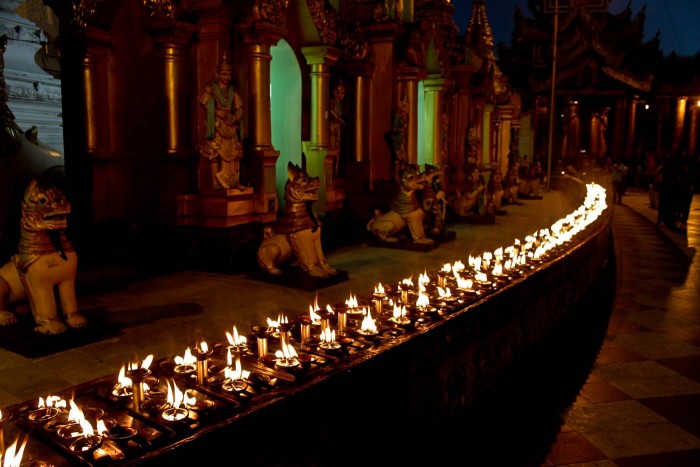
611, 97, 626, 159
672, 96, 687, 156
301, 45, 342, 212
82, 28, 111, 157
365, 22, 400, 185
396, 66, 424, 166
448, 64, 477, 189
422, 74, 448, 166
496, 105, 514, 176
341, 62, 374, 220
236, 24, 284, 224
625, 96, 639, 159
148, 22, 197, 157
689, 99, 699, 158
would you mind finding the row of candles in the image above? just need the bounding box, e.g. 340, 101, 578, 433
0, 183, 607, 465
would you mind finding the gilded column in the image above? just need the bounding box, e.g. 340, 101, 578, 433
448, 64, 477, 186
302, 46, 340, 150
396, 66, 423, 166
625, 96, 639, 159
497, 105, 514, 175
422, 74, 447, 166
82, 52, 98, 154
238, 24, 284, 221
688, 100, 699, 158
344, 62, 375, 163
672, 96, 687, 155
149, 22, 196, 156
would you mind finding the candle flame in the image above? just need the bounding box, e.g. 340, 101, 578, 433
224, 354, 250, 381
345, 293, 358, 308
374, 283, 385, 295
441, 263, 451, 273
320, 325, 336, 344
174, 348, 197, 366
416, 290, 430, 309
198, 341, 209, 353
401, 276, 414, 287
325, 304, 335, 315
418, 271, 430, 285
393, 303, 407, 318
361, 310, 377, 333
437, 286, 451, 298
166, 379, 185, 409
1, 434, 29, 467
226, 326, 247, 346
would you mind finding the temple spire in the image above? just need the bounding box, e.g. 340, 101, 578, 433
465, 0, 495, 60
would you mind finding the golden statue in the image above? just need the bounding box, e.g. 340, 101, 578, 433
0, 174, 87, 334
257, 154, 338, 278
198, 52, 245, 190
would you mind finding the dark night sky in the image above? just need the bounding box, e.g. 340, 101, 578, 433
452, 0, 700, 56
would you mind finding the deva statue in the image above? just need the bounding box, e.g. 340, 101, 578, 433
198, 52, 246, 190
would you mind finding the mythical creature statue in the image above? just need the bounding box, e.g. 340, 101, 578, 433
449, 164, 484, 217
257, 154, 337, 278
0, 176, 87, 334
367, 164, 433, 244
418, 164, 447, 237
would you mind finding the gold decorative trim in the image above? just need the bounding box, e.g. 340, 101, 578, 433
70, 0, 102, 30
306, 0, 338, 45
143, 0, 174, 21
249, 0, 289, 29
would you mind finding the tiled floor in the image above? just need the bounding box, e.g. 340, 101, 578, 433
0, 177, 698, 466
540, 187, 700, 466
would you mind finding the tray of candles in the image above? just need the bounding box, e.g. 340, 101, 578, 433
12, 388, 176, 466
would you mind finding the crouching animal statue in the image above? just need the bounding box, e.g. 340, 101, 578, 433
0, 177, 87, 334
257, 155, 337, 278
367, 164, 434, 244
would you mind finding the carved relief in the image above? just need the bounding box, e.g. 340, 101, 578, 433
249, 0, 289, 29
143, 0, 174, 20
70, 0, 102, 30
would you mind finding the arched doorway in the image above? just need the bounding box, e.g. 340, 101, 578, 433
270, 39, 302, 210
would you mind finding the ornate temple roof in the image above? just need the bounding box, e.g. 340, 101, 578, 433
498, 0, 660, 95
464, 0, 495, 62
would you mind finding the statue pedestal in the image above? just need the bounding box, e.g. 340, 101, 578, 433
246, 268, 349, 292
177, 186, 274, 228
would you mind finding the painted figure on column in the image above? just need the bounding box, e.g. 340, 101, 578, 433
329, 81, 346, 177
198, 52, 246, 190
386, 94, 410, 182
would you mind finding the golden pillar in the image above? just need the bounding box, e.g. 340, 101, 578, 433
625, 96, 639, 159
497, 105, 514, 175
345, 62, 375, 163
689, 99, 699, 158
396, 67, 423, 166
422, 74, 447, 166
672, 96, 688, 155
449, 64, 477, 186
149, 23, 196, 156
302, 46, 340, 150
82, 52, 98, 154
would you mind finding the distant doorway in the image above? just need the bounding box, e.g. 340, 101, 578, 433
270, 40, 302, 210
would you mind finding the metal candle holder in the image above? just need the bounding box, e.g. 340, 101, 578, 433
251, 325, 270, 358
195, 347, 213, 386
126, 368, 151, 412
337, 310, 347, 335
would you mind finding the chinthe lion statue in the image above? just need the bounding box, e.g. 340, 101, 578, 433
0, 176, 87, 334
257, 154, 337, 278
367, 164, 433, 244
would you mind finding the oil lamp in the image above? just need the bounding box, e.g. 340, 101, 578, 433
173, 347, 197, 375
225, 325, 248, 354
274, 341, 300, 370
161, 379, 189, 422
27, 395, 65, 423
222, 351, 251, 393
126, 355, 154, 412
358, 309, 378, 337
390, 303, 410, 326
344, 293, 364, 316
318, 325, 340, 351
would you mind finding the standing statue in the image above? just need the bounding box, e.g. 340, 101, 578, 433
329, 81, 346, 178
257, 154, 337, 278
0, 174, 87, 334
387, 96, 409, 163
198, 52, 245, 190
329, 81, 345, 151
